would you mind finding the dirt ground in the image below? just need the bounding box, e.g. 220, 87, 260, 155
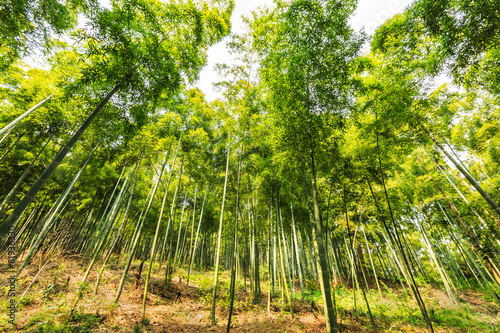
1, 253, 499, 332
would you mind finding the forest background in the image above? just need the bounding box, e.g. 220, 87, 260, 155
1, 0, 500, 332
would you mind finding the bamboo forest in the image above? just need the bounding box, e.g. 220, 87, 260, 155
1, 0, 500, 332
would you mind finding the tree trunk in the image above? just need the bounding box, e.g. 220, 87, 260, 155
291, 204, 305, 299
413, 111, 500, 218
211, 147, 230, 326
227, 148, 242, 333
114, 168, 159, 303
374, 128, 434, 333
0, 94, 53, 137
15, 143, 99, 277
434, 180, 500, 286
0, 80, 124, 237
94, 153, 144, 294
83, 169, 129, 282
306, 118, 337, 333
0, 136, 52, 219
356, 245, 371, 289
135, 261, 144, 289
188, 187, 208, 286
142, 151, 171, 320
0, 131, 25, 162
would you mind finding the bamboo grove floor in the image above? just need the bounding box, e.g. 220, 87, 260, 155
1, 252, 499, 332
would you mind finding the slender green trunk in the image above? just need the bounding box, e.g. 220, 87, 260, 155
462, 243, 500, 306
211, 147, 230, 326
342, 185, 375, 326
0, 80, 124, 237
0, 94, 53, 137
278, 218, 292, 308
0, 137, 52, 219
83, 169, 125, 262
83, 171, 129, 282
173, 191, 187, 270
291, 205, 305, 299
434, 180, 500, 286
141, 152, 170, 320
447, 226, 484, 287
278, 202, 294, 302
186, 186, 197, 265
15, 143, 99, 277
187, 187, 208, 286
362, 229, 382, 297
153, 139, 180, 268
114, 217, 145, 303
267, 228, 271, 313
415, 216, 456, 303
158, 141, 181, 267
248, 198, 254, 298
306, 118, 336, 333
114, 156, 166, 303
413, 110, 500, 218
164, 159, 184, 283
251, 193, 261, 301
94, 154, 144, 294
227, 149, 242, 333
0, 131, 24, 162
374, 127, 434, 332
0, 127, 13, 146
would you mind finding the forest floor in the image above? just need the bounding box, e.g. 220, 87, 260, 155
1, 252, 500, 332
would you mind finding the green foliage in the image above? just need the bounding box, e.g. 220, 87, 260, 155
0, 0, 82, 70
75, 281, 90, 300
2, 1, 500, 332
23, 312, 101, 333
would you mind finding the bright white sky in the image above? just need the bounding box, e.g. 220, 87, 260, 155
196, 0, 415, 101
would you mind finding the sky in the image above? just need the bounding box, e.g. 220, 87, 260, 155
196, 0, 415, 101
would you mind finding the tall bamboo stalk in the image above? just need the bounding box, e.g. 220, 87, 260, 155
374, 127, 434, 332
211, 147, 230, 326
0, 80, 125, 237
0, 136, 52, 219
187, 187, 208, 286
306, 117, 337, 333
141, 150, 171, 320
0, 94, 54, 137
15, 143, 100, 278
412, 108, 500, 218
227, 148, 243, 333
94, 153, 144, 294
